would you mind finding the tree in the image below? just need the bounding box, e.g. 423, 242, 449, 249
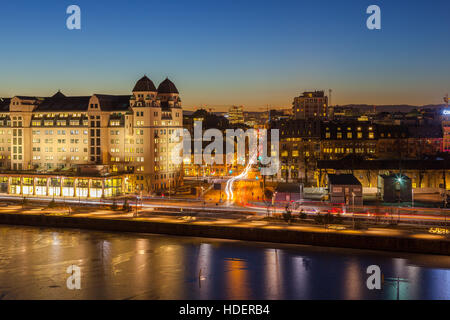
111, 199, 118, 211
263, 189, 273, 217
299, 209, 307, 220
283, 205, 292, 224
314, 212, 334, 225
48, 199, 57, 208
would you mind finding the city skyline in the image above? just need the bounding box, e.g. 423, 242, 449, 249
1, 1, 450, 304
1, 0, 449, 110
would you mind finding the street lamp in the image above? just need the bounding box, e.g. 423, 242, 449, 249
134, 194, 139, 217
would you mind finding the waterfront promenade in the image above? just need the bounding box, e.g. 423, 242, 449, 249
0, 203, 449, 255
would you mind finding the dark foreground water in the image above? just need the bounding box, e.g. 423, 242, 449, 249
0, 225, 449, 300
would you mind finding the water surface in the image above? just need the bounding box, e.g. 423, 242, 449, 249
0, 225, 449, 299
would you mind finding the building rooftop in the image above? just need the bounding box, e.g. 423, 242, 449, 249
297, 91, 325, 98
0, 98, 10, 112
318, 156, 450, 170
157, 78, 179, 94
379, 173, 411, 180
94, 94, 130, 111
328, 174, 362, 186
407, 124, 442, 139
275, 183, 301, 193
132, 75, 157, 92
35, 94, 91, 112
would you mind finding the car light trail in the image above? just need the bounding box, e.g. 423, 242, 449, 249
224, 154, 256, 203
225, 134, 259, 204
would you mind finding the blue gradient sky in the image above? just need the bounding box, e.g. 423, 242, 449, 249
0, 0, 449, 110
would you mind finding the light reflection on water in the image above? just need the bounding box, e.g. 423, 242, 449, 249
0, 225, 449, 300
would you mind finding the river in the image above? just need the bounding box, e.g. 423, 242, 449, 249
0, 225, 449, 299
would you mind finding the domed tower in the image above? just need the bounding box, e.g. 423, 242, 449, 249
157, 78, 181, 108
131, 75, 157, 107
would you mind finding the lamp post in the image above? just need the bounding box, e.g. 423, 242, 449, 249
134, 194, 138, 217
396, 175, 404, 223
200, 186, 205, 208
352, 192, 355, 212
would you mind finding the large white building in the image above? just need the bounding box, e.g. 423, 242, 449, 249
0, 76, 183, 197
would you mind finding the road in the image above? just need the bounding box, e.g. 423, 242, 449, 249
0, 193, 450, 226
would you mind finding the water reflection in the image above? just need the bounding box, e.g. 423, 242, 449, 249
225, 258, 249, 299
0, 225, 449, 299
196, 243, 212, 299
343, 259, 363, 300
265, 249, 282, 299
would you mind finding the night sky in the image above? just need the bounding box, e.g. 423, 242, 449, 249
1, 0, 449, 110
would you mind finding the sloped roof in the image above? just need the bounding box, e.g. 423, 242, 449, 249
35, 94, 91, 112
133, 75, 157, 92
15, 96, 40, 100
407, 125, 442, 139
318, 158, 450, 170
94, 94, 130, 111
52, 91, 66, 99
380, 174, 411, 180
157, 78, 179, 94
275, 183, 301, 193
328, 174, 361, 186
0, 98, 10, 112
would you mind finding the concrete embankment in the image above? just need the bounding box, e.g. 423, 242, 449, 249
0, 212, 449, 255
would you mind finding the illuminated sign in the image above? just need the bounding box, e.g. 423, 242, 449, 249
443, 110, 450, 115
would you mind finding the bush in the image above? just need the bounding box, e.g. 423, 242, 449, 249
283, 211, 291, 223
264, 189, 273, 201
315, 213, 335, 225
299, 211, 307, 220
48, 199, 57, 208
111, 200, 118, 211
122, 199, 131, 212
353, 220, 363, 230
314, 214, 323, 224
283, 205, 292, 223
